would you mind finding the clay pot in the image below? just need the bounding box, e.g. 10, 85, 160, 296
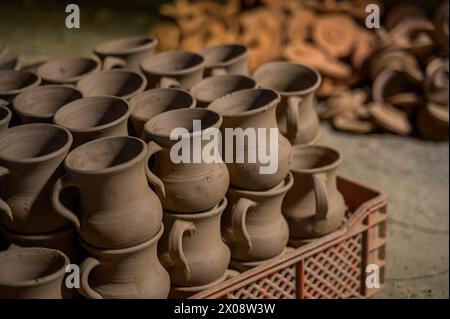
369, 48, 423, 82
433, 1, 449, 55
140, 50, 205, 89
37, 57, 101, 85
229, 247, 292, 272
159, 198, 231, 287
254, 62, 321, 145
208, 88, 292, 191
0, 105, 11, 133
417, 103, 449, 141
78, 225, 170, 299
190, 74, 256, 108
0, 124, 72, 234
76, 69, 146, 100
424, 58, 449, 106
0, 247, 69, 299
129, 88, 196, 138
52, 136, 163, 249
13, 85, 82, 123
222, 172, 292, 262
282, 145, 347, 239
94, 36, 158, 71
200, 44, 249, 77
142, 108, 229, 213
53, 96, 130, 148
0, 70, 41, 102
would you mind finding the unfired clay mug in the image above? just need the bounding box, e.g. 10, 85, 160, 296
190, 74, 256, 108
52, 136, 163, 249
79, 225, 170, 299
53, 96, 130, 148
142, 108, 229, 213
0, 70, 41, 102
76, 69, 147, 100
94, 35, 158, 71
0, 124, 72, 234
222, 172, 293, 262
13, 85, 82, 123
159, 198, 231, 287
140, 50, 205, 89
129, 88, 196, 138
208, 88, 292, 191
254, 61, 322, 145
0, 105, 11, 133
0, 247, 69, 299
282, 145, 347, 239
200, 44, 249, 77
37, 57, 101, 85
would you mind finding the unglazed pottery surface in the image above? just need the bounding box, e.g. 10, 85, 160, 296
200, 44, 249, 77
37, 57, 101, 84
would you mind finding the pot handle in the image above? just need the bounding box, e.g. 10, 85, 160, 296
159, 76, 181, 89
145, 141, 166, 198
102, 56, 127, 70
286, 96, 302, 140
168, 219, 197, 282
0, 166, 12, 221
51, 174, 81, 230
312, 173, 329, 221
79, 256, 103, 299
211, 67, 227, 76
231, 197, 257, 254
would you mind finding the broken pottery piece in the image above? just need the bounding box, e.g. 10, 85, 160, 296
368, 102, 412, 136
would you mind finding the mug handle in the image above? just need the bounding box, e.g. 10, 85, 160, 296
51, 174, 81, 230
312, 173, 329, 221
102, 56, 127, 70
79, 256, 103, 299
286, 96, 302, 140
211, 68, 227, 76
0, 166, 13, 221
159, 76, 181, 89
231, 198, 257, 254
145, 141, 166, 198
168, 219, 197, 282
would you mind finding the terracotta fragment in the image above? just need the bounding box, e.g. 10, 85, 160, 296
368, 102, 412, 136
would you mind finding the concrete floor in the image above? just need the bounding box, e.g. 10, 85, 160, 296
1, 1, 448, 299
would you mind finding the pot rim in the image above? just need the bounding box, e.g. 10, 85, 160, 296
0, 105, 12, 125
164, 197, 228, 219
0, 247, 69, 288
0, 123, 73, 164
0, 70, 41, 96
228, 172, 294, 197
200, 44, 249, 68
290, 145, 343, 174
94, 35, 158, 56
37, 57, 101, 84
140, 50, 205, 76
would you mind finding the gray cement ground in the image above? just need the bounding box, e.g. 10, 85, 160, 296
1, 2, 448, 299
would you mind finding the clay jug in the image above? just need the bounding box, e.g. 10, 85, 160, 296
78, 225, 170, 299
0, 247, 69, 299
51, 136, 163, 249
253, 61, 322, 145
94, 36, 158, 71
222, 172, 292, 262
129, 88, 196, 138
37, 57, 101, 85
142, 108, 229, 213
0, 124, 72, 234
140, 50, 205, 89
0, 105, 11, 133
200, 44, 249, 77
190, 74, 256, 108
282, 145, 347, 239
13, 85, 82, 123
159, 198, 231, 287
53, 96, 130, 149
208, 88, 292, 190
0, 70, 41, 102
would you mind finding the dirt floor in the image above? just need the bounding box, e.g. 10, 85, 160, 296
1, 1, 448, 299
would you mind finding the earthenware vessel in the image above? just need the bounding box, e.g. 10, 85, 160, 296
140, 50, 205, 89
94, 36, 158, 71
222, 172, 292, 262
0, 70, 41, 102
142, 108, 229, 213
129, 88, 196, 138
0, 247, 69, 299
424, 58, 449, 106
13, 85, 82, 123
53, 96, 130, 148
79, 225, 170, 299
0, 105, 11, 133
159, 198, 230, 287
52, 136, 163, 249
0, 124, 72, 234
76, 69, 146, 100
200, 44, 249, 77
254, 62, 321, 145
417, 102, 449, 141
37, 57, 101, 85
208, 88, 292, 191
190, 74, 256, 108
282, 145, 347, 239
229, 247, 293, 272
